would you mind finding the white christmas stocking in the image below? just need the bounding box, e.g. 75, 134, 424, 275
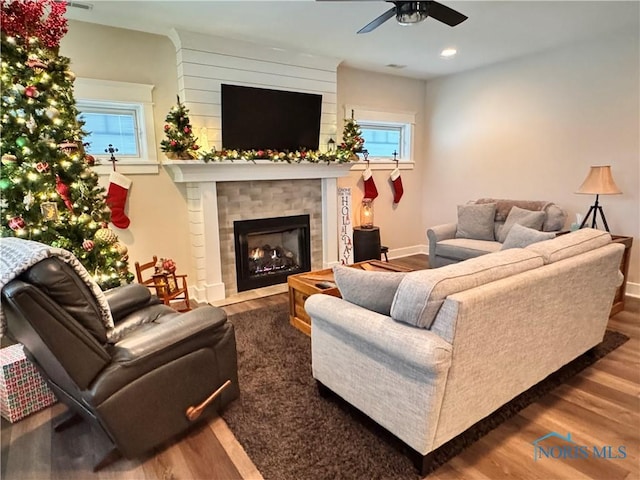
107, 171, 132, 229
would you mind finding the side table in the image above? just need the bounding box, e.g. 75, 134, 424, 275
353, 226, 381, 262
288, 260, 413, 336
610, 235, 633, 316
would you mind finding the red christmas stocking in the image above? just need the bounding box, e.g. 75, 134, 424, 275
107, 171, 132, 229
390, 168, 404, 204
362, 168, 378, 200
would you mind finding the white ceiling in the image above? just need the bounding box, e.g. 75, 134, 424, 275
65, 1, 639, 80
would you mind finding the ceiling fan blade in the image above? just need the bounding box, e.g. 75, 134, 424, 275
357, 6, 396, 34
428, 1, 468, 26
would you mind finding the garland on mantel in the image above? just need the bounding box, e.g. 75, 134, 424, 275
198, 147, 356, 164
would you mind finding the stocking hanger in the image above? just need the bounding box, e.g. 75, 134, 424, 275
105, 144, 119, 171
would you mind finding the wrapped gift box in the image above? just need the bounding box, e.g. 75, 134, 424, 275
1, 343, 57, 423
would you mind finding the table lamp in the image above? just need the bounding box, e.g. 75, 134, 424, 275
575, 165, 621, 232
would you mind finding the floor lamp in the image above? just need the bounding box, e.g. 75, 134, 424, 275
576, 165, 622, 232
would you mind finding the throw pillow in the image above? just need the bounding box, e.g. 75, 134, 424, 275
333, 265, 407, 316
501, 223, 556, 250
497, 206, 546, 243
455, 203, 496, 241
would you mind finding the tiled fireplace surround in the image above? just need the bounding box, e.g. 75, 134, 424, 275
164, 161, 352, 302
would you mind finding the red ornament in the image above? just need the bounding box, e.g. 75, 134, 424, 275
85, 154, 95, 166
192, 144, 199, 150
35, 162, 49, 173
170, 140, 177, 147
184, 126, 191, 134
0, 0, 68, 48
164, 124, 170, 131
55, 174, 74, 212
8, 216, 25, 231
257, 150, 265, 157
24, 85, 39, 98
82, 239, 95, 252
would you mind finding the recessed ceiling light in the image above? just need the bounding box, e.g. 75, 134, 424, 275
440, 48, 457, 58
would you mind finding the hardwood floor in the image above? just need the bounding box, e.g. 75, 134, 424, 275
2, 254, 638, 480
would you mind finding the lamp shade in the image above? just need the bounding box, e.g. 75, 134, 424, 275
576, 165, 622, 195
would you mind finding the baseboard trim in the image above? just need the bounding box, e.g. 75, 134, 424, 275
626, 281, 640, 300
388, 244, 428, 259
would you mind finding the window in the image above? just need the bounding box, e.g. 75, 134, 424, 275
74, 78, 158, 174
346, 106, 415, 169
79, 103, 140, 156
359, 124, 403, 159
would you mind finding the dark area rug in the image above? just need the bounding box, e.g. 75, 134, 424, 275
222, 301, 629, 480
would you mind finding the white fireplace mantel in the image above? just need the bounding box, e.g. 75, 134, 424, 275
163, 159, 353, 183
163, 160, 353, 302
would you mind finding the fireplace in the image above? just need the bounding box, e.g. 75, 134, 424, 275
234, 214, 311, 292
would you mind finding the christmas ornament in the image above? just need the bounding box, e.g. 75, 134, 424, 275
35, 162, 50, 173
26, 58, 47, 73
0, 178, 10, 190
362, 168, 379, 201
40, 201, 59, 221
26, 115, 37, 133
95, 226, 118, 246
13, 84, 25, 95
106, 171, 132, 229
1, 154, 18, 165
82, 239, 95, 252
24, 85, 39, 98
390, 167, 404, 204
16, 137, 29, 148
58, 141, 78, 154
84, 154, 95, 166
23, 191, 35, 210
8, 216, 26, 231
77, 213, 91, 224
113, 242, 128, 258
45, 107, 60, 120
64, 70, 76, 81
55, 175, 74, 211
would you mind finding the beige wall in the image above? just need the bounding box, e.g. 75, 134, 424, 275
60, 21, 194, 279
337, 66, 427, 252
422, 28, 639, 284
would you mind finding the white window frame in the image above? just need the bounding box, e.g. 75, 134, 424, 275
345, 105, 415, 171
75, 78, 158, 175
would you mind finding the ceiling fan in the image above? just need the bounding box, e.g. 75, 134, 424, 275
356, 1, 468, 34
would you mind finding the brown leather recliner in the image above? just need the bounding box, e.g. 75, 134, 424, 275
1, 256, 239, 469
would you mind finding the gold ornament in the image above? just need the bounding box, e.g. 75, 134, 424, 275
113, 242, 128, 256
95, 226, 118, 246
77, 213, 92, 224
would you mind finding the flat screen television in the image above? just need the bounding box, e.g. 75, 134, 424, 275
221, 84, 322, 151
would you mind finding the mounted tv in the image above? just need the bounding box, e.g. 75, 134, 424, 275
221, 84, 322, 151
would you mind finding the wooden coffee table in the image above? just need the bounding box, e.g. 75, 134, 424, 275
288, 260, 413, 336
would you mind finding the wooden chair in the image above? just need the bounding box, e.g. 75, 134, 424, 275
134, 256, 191, 312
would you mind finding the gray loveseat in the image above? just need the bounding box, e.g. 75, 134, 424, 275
428, 198, 567, 268
305, 228, 623, 474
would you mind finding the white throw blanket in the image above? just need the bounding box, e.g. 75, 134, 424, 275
0, 237, 114, 337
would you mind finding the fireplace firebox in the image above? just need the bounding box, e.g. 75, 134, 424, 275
234, 215, 311, 292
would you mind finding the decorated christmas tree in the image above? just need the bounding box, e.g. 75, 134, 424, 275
340, 111, 365, 154
0, 0, 133, 289
160, 96, 200, 159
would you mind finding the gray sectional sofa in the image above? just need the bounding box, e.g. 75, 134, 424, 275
428, 198, 567, 267
305, 228, 623, 474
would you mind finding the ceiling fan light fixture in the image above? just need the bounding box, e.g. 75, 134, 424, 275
396, 2, 429, 26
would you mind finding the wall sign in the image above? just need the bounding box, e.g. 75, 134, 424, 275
338, 187, 353, 265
